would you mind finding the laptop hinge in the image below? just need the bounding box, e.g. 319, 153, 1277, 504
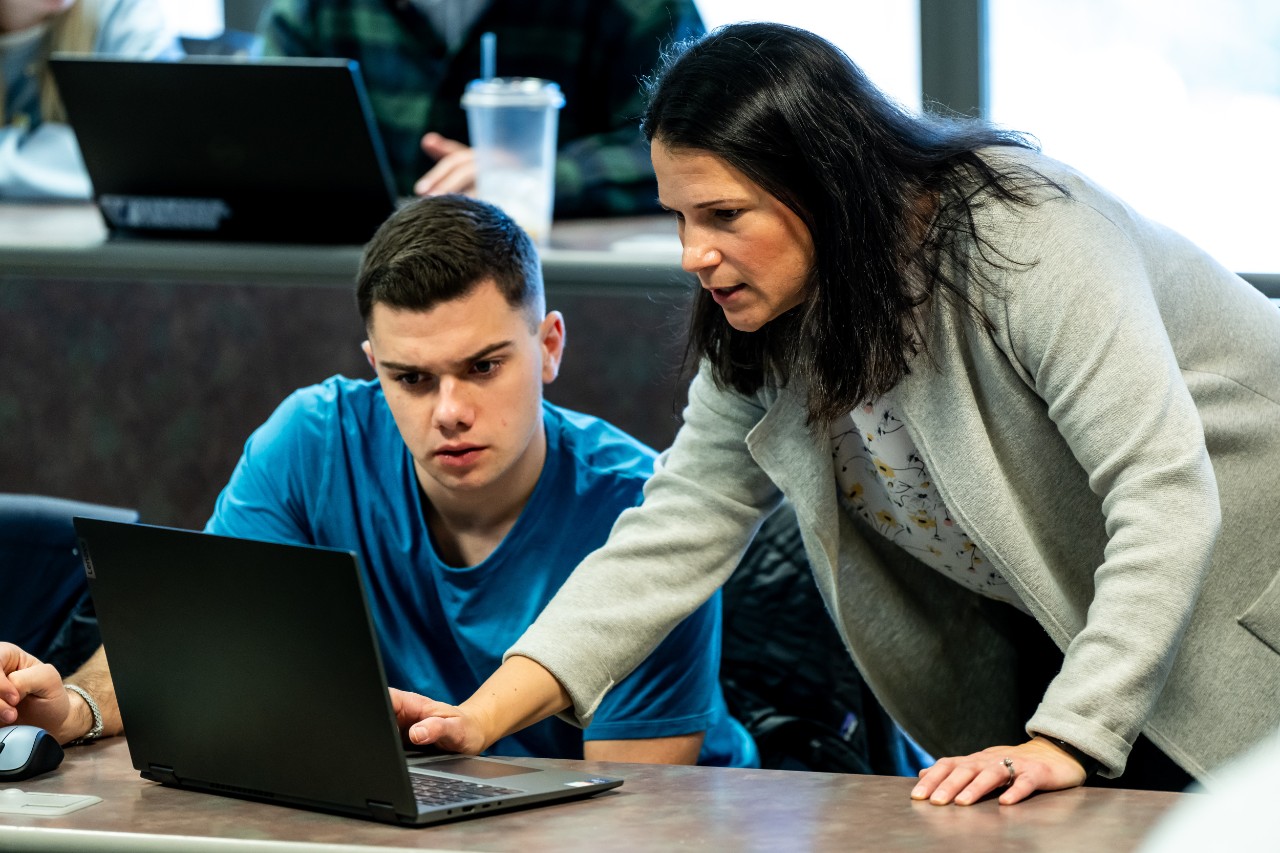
365, 799, 400, 824
145, 764, 179, 785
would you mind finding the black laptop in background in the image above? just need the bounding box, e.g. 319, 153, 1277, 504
49, 56, 399, 244
71, 518, 623, 826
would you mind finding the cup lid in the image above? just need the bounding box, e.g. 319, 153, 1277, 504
462, 77, 565, 109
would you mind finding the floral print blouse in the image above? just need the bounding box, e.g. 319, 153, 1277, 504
830, 395, 1029, 613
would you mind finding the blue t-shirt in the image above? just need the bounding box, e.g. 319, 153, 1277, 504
206, 376, 756, 767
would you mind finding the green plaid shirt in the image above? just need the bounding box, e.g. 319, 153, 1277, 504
261, 0, 704, 217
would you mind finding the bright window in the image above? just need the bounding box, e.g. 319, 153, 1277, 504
693, 2, 921, 113
989, 0, 1280, 273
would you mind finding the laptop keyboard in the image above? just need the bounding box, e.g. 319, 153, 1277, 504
410, 773, 522, 806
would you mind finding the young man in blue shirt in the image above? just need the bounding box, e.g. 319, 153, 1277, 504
0, 194, 756, 768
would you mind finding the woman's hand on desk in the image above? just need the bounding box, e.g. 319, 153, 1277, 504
911, 738, 1090, 806
0, 643, 70, 735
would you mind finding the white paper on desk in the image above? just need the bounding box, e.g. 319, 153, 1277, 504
0, 788, 102, 816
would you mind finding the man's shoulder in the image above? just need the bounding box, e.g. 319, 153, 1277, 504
216, 375, 394, 531
544, 403, 657, 484
258, 375, 383, 441
280, 374, 380, 411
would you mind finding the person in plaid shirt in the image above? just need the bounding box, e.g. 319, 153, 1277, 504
259, 0, 705, 217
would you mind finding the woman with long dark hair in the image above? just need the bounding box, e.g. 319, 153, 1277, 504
399, 22, 1280, 806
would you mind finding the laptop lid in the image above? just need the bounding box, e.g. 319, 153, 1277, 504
48, 56, 399, 244
72, 518, 622, 826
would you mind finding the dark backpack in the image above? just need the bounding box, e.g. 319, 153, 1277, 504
720, 502, 928, 775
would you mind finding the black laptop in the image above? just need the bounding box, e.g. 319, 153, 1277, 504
49, 56, 399, 244
71, 518, 622, 826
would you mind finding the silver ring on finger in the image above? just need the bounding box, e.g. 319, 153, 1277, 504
1002, 757, 1016, 787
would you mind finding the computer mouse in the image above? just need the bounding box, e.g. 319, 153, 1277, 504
0, 725, 65, 782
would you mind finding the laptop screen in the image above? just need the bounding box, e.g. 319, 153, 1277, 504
49, 56, 399, 245
72, 519, 622, 826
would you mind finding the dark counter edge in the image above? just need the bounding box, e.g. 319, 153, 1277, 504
4, 240, 1276, 297
0, 241, 696, 295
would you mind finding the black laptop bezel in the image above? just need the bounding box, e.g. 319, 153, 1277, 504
48, 55, 399, 245
71, 518, 622, 827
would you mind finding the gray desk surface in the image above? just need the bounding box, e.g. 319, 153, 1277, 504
0, 739, 1189, 853
0, 203, 692, 294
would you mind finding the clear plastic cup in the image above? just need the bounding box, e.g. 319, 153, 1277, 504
462, 77, 565, 245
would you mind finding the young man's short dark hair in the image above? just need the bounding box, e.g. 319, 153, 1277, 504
356, 195, 545, 329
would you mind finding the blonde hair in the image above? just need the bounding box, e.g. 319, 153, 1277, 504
0, 0, 101, 126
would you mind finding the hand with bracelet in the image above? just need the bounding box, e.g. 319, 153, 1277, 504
0, 642, 117, 745
911, 736, 1097, 806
